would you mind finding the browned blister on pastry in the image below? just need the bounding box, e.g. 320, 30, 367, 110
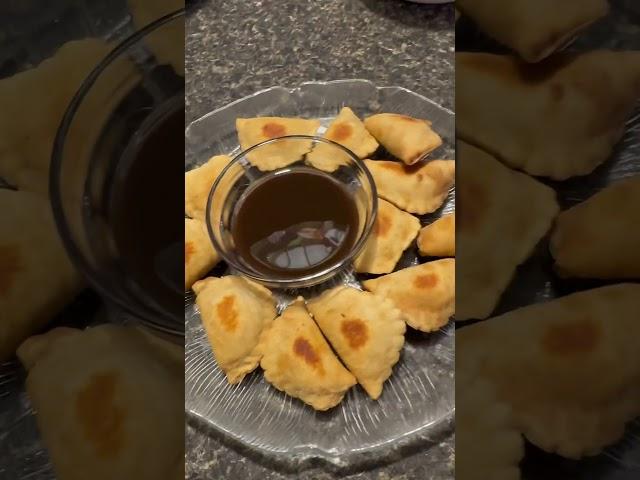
353, 198, 420, 274
236, 117, 320, 171
457, 0, 609, 62
193, 276, 277, 383
365, 159, 455, 215
550, 175, 640, 279
307, 286, 405, 400
457, 51, 640, 180
363, 259, 455, 332
257, 298, 356, 411
364, 113, 442, 165
457, 284, 640, 459
185, 218, 219, 290
418, 213, 455, 257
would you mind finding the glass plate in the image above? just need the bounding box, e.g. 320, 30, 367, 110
184, 79, 455, 470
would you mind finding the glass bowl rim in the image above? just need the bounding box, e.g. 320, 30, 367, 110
49, 9, 186, 336
205, 134, 379, 288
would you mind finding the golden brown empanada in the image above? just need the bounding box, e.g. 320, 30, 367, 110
306, 107, 378, 172
457, 142, 558, 321
257, 297, 356, 411
17, 324, 184, 480
456, 370, 524, 480
307, 286, 406, 400
184, 218, 219, 290
457, 50, 640, 180
457, 0, 609, 63
236, 117, 320, 171
550, 176, 640, 279
0, 189, 81, 361
0, 39, 135, 193
193, 276, 277, 383
362, 259, 455, 332
457, 284, 640, 459
364, 159, 455, 215
363, 113, 443, 165
353, 198, 420, 274
418, 213, 455, 257
185, 154, 232, 221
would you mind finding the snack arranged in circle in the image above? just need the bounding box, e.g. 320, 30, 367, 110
185, 106, 454, 409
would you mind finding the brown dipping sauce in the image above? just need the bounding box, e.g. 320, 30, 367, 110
231, 168, 359, 278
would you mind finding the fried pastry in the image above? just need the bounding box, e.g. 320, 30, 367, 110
364, 159, 455, 215
236, 117, 320, 171
418, 213, 455, 257
362, 259, 455, 332
0, 189, 81, 361
456, 370, 524, 480
257, 298, 357, 411
457, 50, 640, 180
184, 218, 219, 290
307, 286, 406, 400
457, 284, 640, 458
17, 324, 184, 480
306, 107, 378, 172
193, 276, 277, 383
457, 0, 609, 62
457, 142, 558, 321
184, 154, 232, 221
363, 113, 442, 165
353, 198, 420, 274
550, 175, 640, 279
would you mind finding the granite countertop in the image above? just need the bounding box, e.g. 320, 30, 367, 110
185, 1, 455, 478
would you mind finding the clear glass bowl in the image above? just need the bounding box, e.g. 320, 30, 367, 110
207, 135, 377, 289
50, 11, 185, 336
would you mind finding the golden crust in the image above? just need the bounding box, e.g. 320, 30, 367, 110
418, 213, 455, 257
184, 218, 219, 291
193, 276, 277, 383
364, 113, 442, 165
257, 298, 356, 411
550, 175, 640, 279
307, 286, 406, 400
353, 198, 421, 274
236, 117, 320, 171
185, 154, 232, 221
363, 259, 455, 332
364, 159, 455, 215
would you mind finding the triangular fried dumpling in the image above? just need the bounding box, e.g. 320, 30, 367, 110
0, 39, 134, 193
364, 114, 443, 165
457, 51, 640, 180
193, 276, 277, 383
236, 117, 320, 171
550, 175, 640, 279
363, 259, 455, 332
184, 218, 219, 291
0, 189, 82, 361
185, 154, 232, 221
457, 142, 558, 321
418, 213, 455, 257
364, 159, 455, 215
457, 0, 609, 62
307, 286, 406, 400
353, 198, 420, 275
457, 284, 640, 458
257, 297, 356, 411
17, 324, 184, 480
306, 107, 378, 172
456, 371, 524, 480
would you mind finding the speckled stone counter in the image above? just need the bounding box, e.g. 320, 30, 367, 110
185, 1, 455, 478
